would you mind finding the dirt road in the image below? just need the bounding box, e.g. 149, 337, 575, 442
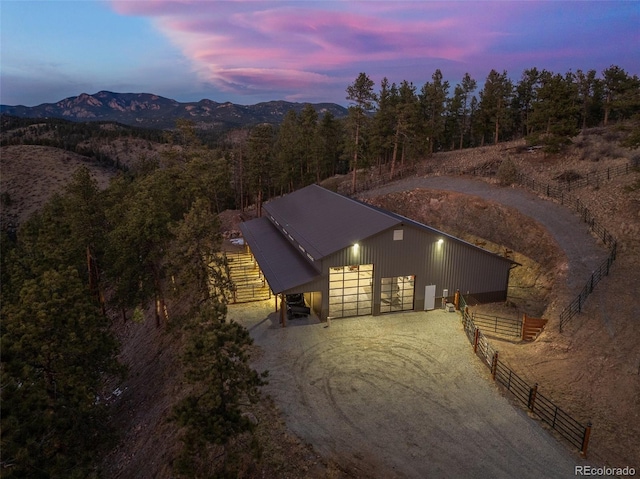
358, 176, 609, 295
231, 304, 600, 479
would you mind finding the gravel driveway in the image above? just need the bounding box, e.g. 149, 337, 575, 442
231, 305, 587, 478
359, 176, 609, 294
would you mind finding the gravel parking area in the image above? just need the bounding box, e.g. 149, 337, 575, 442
230, 302, 590, 478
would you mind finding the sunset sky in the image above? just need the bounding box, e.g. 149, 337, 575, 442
1, 1, 639, 107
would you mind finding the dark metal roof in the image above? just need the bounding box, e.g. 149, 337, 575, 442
264, 184, 401, 260
239, 216, 321, 294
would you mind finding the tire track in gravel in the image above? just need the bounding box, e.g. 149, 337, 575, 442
245, 309, 585, 478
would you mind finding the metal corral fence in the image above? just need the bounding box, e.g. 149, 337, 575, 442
514, 175, 618, 248
517, 182, 619, 332
559, 243, 617, 331
460, 305, 592, 456
347, 164, 417, 195
557, 157, 640, 191
470, 312, 522, 338
510, 178, 619, 331
470, 160, 630, 332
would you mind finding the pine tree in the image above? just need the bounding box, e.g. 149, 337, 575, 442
371, 77, 397, 171
346, 72, 377, 193
317, 112, 343, 177
246, 124, 274, 217
453, 73, 477, 149
299, 104, 320, 185
274, 110, 300, 193
419, 69, 450, 154
478, 69, 513, 145
1, 267, 121, 478
391, 80, 419, 176
172, 301, 268, 476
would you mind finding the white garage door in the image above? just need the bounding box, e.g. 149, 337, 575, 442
328, 264, 373, 318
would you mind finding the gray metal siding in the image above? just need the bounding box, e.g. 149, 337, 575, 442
319, 224, 510, 317
424, 239, 510, 296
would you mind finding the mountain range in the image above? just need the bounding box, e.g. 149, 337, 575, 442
0, 91, 349, 130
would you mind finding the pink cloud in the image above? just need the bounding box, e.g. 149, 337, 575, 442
108, 1, 639, 102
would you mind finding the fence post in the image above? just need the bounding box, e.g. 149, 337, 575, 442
581, 422, 592, 458
491, 351, 499, 380
528, 383, 538, 411
454, 289, 460, 310
473, 327, 480, 353
521, 313, 527, 340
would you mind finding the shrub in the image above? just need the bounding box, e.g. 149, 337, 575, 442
497, 157, 519, 186
555, 170, 583, 183
598, 143, 617, 159
0, 191, 11, 206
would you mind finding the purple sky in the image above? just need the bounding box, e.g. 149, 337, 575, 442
1, 1, 639, 106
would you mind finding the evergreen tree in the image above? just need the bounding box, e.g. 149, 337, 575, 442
168, 198, 232, 304
391, 80, 419, 176
1, 267, 121, 478
371, 77, 397, 171
274, 110, 300, 193
575, 69, 598, 130
515, 68, 541, 137
103, 172, 174, 325
478, 69, 514, 145
529, 70, 580, 148
346, 72, 377, 193
298, 104, 320, 185
246, 124, 274, 216
172, 301, 268, 476
602, 65, 640, 126
419, 69, 450, 154
317, 111, 343, 177
453, 73, 477, 149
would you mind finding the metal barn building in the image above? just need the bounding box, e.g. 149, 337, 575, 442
239, 184, 514, 320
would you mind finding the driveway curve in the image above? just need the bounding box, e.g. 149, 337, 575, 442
358, 176, 608, 294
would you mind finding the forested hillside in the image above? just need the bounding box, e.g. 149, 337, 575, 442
3, 65, 639, 219
0, 124, 270, 477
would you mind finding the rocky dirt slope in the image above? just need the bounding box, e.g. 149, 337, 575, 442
0, 145, 115, 230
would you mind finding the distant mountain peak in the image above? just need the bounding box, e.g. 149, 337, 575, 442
1, 92, 347, 130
